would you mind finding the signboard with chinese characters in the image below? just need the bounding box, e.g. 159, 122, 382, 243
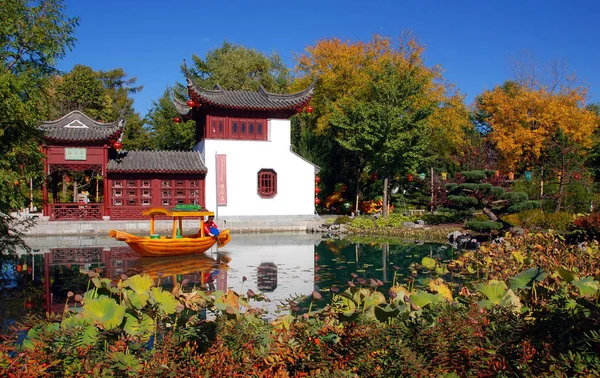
216, 154, 227, 205
65, 148, 87, 161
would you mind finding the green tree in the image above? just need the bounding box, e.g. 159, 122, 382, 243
188, 41, 291, 92
329, 60, 435, 217
98, 68, 151, 150
47, 64, 109, 120
443, 170, 540, 233
146, 88, 195, 151
0, 0, 78, 251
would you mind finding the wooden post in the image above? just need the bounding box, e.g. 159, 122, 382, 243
171, 218, 177, 238
430, 167, 434, 212
150, 215, 155, 234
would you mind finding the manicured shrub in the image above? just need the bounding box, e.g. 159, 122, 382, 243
334, 215, 352, 224
350, 217, 374, 229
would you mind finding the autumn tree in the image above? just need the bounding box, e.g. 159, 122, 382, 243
293, 33, 470, 215
330, 59, 435, 216
0, 0, 78, 251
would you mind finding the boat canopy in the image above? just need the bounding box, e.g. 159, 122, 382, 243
142, 207, 215, 218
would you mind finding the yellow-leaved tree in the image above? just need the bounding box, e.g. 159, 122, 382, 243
475, 61, 600, 211
292, 33, 472, 213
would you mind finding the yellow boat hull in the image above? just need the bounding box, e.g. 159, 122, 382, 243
109, 229, 231, 257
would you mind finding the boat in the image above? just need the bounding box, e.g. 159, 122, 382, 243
109, 205, 231, 257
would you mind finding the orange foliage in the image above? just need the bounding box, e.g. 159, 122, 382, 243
292, 34, 471, 164
477, 82, 599, 169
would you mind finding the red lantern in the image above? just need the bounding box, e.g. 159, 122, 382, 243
25, 300, 34, 309
16, 264, 22, 272
408, 174, 414, 182
305, 105, 314, 113
315, 187, 321, 194
315, 198, 321, 205
174, 117, 181, 124
573, 172, 582, 180
315, 176, 321, 183
65, 176, 70, 183
113, 141, 123, 150
27, 266, 32, 274
186, 99, 195, 108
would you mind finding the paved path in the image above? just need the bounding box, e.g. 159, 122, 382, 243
22, 214, 327, 236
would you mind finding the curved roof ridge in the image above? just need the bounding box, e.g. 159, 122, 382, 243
185, 76, 315, 112
40, 110, 125, 143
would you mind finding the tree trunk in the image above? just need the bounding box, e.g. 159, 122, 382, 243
354, 168, 362, 215
540, 166, 544, 197
556, 173, 565, 212
482, 207, 498, 221
382, 176, 389, 218
430, 167, 434, 212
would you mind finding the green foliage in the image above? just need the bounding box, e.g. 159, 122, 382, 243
465, 220, 504, 232
333, 215, 352, 224
349, 216, 374, 229
146, 88, 195, 150
3, 233, 600, 376
0, 0, 77, 251
445, 169, 540, 233
330, 60, 434, 216
421, 211, 464, 225
374, 213, 414, 227
189, 41, 291, 93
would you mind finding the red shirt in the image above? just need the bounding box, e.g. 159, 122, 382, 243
203, 219, 217, 236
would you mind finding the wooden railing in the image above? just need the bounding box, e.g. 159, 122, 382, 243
49, 203, 104, 221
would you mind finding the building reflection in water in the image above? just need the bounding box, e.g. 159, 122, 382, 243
22, 233, 320, 315
257, 262, 277, 292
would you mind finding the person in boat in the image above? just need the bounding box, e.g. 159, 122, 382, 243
203, 215, 220, 237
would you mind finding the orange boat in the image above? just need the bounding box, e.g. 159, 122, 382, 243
109, 206, 231, 257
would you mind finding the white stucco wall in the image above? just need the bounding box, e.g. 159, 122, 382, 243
195, 119, 317, 217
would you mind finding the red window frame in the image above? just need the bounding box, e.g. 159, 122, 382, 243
257, 169, 277, 198
206, 116, 267, 140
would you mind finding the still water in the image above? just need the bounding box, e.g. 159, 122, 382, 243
2, 233, 456, 324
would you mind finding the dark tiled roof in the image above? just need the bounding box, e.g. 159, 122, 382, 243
186, 78, 315, 111
40, 111, 124, 143
172, 96, 192, 118
107, 151, 207, 174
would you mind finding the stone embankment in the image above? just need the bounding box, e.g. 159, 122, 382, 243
22, 215, 323, 236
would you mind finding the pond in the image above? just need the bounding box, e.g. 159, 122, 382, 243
1, 233, 458, 332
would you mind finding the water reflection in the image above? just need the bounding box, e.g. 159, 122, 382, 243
3, 234, 456, 324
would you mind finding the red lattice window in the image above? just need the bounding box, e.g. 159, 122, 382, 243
257, 169, 277, 199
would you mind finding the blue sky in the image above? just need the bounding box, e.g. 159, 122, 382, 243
57, 0, 600, 116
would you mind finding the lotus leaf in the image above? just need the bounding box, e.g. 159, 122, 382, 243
332, 293, 357, 317
556, 267, 576, 283
125, 289, 150, 309
428, 278, 453, 301
410, 291, 444, 309
374, 303, 408, 322
422, 256, 436, 270
477, 281, 521, 312
125, 275, 155, 293
83, 296, 126, 330
123, 313, 155, 339
572, 276, 600, 297
149, 287, 178, 315
509, 267, 547, 290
